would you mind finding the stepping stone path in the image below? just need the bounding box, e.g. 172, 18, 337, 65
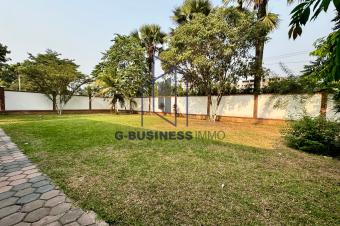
0, 129, 109, 226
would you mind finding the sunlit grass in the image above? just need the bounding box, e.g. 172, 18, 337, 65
0, 114, 339, 225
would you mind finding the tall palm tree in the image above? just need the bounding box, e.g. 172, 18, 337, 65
138, 24, 166, 112
224, 0, 279, 93
172, 0, 213, 24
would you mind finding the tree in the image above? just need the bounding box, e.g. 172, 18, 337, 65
137, 24, 166, 112
0, 43, 12, 87
19, 50, 89, 114
288, 0, 340, 80
0, 64, 17, 88
161, 7, 256, 120
93, 35, 148, 113
302, 35, 340, 113
223, 0, 279, 93
172, 0, 213, 24
0, 43, 10, 69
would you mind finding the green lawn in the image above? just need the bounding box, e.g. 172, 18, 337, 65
0, 114, 339, 225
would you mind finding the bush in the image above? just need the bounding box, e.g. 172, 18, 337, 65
283, 116, 340, 156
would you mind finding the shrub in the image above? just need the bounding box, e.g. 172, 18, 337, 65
283, 116, 340, 156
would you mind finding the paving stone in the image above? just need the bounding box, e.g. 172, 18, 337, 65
24, 169, 39, 174
14, 187, 36, 197
24, 207, 50, 223
96, 222, 109, 226
0, 176, 8, 182
77, 212, 96, 225
0, 212, 26, 226
0, 180, 10, 187
32, 180, 50, 188
10, 179, 27, 186
45, 196, 66, 207
12, 182, 32, 191
59, 209, 84, 224
26, 172, 42, 179
31, 214, 62, 226
46, 221, 62, 226
17, 193, 40, 204
0, 197, 19, 208
0, 185, 12, 193
22, 165, 35, 171
22, 200, 45, 212
9, 174, 26, 181
65, 222, 80, 226
29, 175, 46, 183
40, 190, 59, 200
50, 202, 71, 215
36, 184, 54, 193
13, 223, 31, 226
0, 205, 21, 218
6, 171, 22, 177
0, 191, 15, 200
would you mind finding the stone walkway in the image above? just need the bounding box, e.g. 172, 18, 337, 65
0, 129, 108, 226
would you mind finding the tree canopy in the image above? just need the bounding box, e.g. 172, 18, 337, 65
0, 43, 10, 68
19, 50, 89, 114
93, 35, 148, 112
161, 7, 257, 119
172, 0, 213, 24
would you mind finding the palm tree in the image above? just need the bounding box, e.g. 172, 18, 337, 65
138, 24, 166, 112
224, 0, 279, 93
172, 0, 213, 24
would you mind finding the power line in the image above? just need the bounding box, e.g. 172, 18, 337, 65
264, 51, 310, 60
265, 53, 311, 62
264, 60, 308, 66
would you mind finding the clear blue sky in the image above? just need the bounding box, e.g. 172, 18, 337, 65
0, 0, 336, 76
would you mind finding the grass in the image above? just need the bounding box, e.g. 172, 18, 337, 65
0, 114, 339, 225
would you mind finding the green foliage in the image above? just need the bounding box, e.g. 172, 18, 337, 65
94, 35, 148, 111
262, 76, 310, 94
283, 116, 340, 156
303, 33, 340, 85
138, 24, 166, 64
289, 0, 340, 79
289, 0, 340, 39
302, 34, 340, 112
0, 43, 10, 68
136, 24, 166, 97
19, 50, 89, 114
223, 0, 279, 93
172, 0, 213, 24
161, 7, 256, 117
0, 43, 13, 87
0, 64, 17, 88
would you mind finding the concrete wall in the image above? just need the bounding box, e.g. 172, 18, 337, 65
64, 96, 89, 110
3, 91, 340, 120
5, 91, 52, 111
257, 94, 322, 120
326, 95, 339, 121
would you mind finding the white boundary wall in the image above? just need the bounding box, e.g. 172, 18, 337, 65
257, 94, 322, 120
5, 91, 52, 111
4, 91, 340, 120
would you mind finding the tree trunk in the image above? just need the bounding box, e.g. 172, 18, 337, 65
212, 95, 223, 122
58, 98, 63, 115
207, 93, 212, 120
254, 39, 264, 93
320, 91, 328, 118
148, 53, 155, 114
254, 0, 268, 94
52, 94, 57, 112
